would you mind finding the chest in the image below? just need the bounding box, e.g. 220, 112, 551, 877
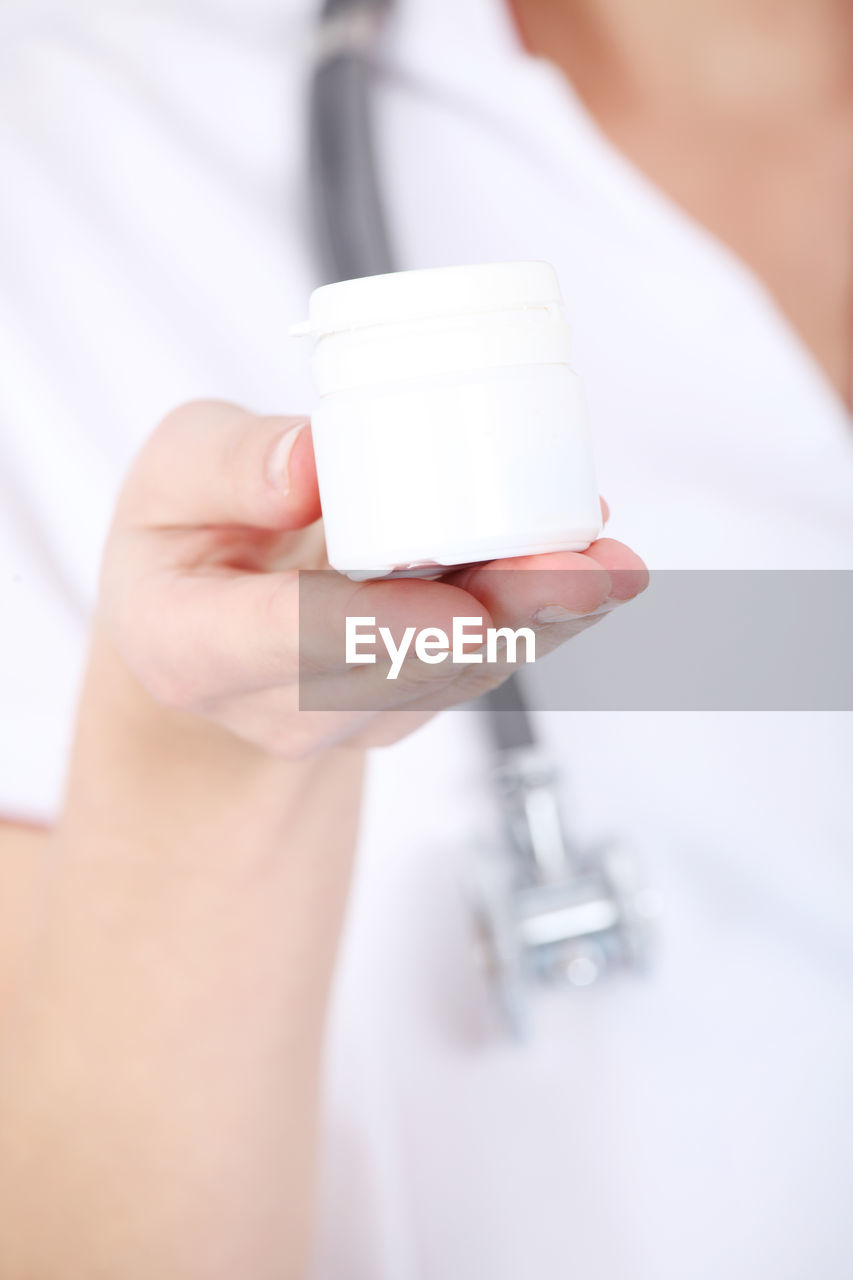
591, 105, 853, 405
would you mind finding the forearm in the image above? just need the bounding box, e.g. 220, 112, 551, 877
0, 622, 364, 1280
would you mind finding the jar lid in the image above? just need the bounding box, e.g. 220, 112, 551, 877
291, 261, 563, 337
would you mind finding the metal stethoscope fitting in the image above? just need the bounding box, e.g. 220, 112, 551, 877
469, 741, 660, 1039
307, 0, 660, 1038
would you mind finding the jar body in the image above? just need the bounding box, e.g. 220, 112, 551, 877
312, 361, 601, 579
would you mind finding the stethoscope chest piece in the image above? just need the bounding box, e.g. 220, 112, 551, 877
468, 747, 660, 1040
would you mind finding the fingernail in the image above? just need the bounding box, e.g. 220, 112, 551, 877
532, 599, 623, 625
533, 604, 587, 624
266, 421, 307, 494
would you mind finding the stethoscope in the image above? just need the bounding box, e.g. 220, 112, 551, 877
307, 0, 658, 1038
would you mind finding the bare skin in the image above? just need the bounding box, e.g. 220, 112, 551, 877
510, 0, 853, 404
1, 0, 850, 1273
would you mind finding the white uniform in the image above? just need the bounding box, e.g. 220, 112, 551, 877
1, 1, 852, 1276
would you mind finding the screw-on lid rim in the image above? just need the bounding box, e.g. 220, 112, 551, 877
292, 260, 564, 337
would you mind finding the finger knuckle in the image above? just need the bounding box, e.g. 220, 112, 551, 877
142, 658, 202, 714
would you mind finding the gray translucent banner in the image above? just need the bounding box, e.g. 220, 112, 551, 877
298, 570, 853, 711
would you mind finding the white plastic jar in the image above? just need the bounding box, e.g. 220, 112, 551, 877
295, 261, 601, 579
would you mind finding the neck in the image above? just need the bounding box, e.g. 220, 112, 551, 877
512, 0, 853, 112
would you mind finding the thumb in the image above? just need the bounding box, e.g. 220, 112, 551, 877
118, 400, 321, 530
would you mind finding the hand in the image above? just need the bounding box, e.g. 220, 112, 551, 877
101, 400, 648, 757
